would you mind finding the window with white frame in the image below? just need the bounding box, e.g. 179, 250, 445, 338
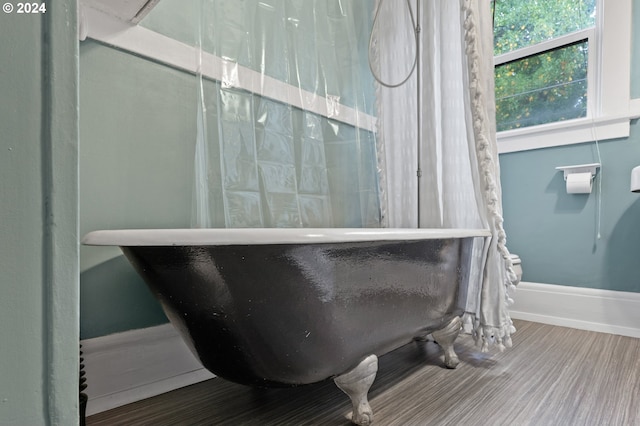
493, 0, 595, 131
492, 0, 634, 153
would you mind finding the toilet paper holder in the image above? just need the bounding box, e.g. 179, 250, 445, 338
555, 163, 600, 181
556, 163, 600, 194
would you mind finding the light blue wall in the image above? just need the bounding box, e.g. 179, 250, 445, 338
0, 13, 49, 424
80, 40, 195, 338
500, 133, 640, 292
0, 2, 79, 424
498, 0, 640, 293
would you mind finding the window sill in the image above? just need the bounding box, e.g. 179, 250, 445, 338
497, 98, 640, 154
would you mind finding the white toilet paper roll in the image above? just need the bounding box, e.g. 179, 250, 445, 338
566, 172, 592, 194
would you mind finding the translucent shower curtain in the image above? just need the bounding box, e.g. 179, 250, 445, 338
192, 0, 381, 229
372, 0, 517, 349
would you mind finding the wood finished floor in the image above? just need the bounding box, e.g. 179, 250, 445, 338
87, 320, 640, 426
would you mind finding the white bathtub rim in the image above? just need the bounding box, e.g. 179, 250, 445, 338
82, 228, 491, 246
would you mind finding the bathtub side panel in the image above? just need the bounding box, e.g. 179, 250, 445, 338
121, 237, 470, 386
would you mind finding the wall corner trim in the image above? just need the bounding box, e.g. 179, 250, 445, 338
509, 281, 640, 338
81, 323, 215, 416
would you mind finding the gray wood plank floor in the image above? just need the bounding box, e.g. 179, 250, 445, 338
87, 320, 640, 425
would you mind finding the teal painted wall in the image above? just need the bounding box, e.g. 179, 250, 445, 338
80, 40, 195, 338
500, 132, 640, 292
0, 12, 48, 425
0, 1, 79, 424
499, 0, 640, 293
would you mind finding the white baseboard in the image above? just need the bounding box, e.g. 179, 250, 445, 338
81, 323, 215, 416
510, 281, 640, 339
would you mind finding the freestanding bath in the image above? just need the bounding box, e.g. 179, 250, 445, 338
82, 228, 490, 425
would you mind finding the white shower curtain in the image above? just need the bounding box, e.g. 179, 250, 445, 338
373, 0, 517, 350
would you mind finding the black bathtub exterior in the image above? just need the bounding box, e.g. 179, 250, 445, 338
119, 236, 476, 387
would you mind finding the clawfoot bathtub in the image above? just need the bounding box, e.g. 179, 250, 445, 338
82, 228, 489, 424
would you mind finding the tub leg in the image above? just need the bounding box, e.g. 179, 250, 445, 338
334, 354, 378, 426
432, 316, 462, 369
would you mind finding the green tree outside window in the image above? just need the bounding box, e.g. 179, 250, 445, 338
492, 0, 596, 131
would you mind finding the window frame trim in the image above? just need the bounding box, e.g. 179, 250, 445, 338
496, 0, 635, 154
494, 28, 593, 66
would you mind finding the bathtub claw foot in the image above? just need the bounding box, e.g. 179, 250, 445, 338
432, 316, 462, 369
334, 354, 378, 425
